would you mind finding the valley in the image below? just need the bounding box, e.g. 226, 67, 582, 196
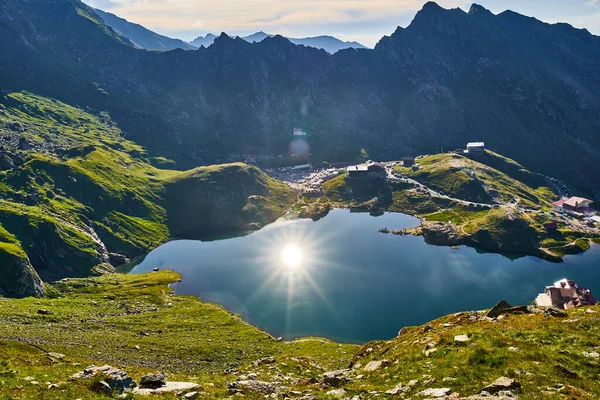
1, 1, 600, 399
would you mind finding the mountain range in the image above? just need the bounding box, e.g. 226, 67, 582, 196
190, 31, 367, 53
93, 9, 367, 54
95, 9, 196, 51
1, 0, 599, 198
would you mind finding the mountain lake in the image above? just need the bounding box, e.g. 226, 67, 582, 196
130, 209, 600, 343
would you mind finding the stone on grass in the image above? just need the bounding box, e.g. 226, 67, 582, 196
454, 334, 470, 343
583, 351, 600, 358
486, 301, 512, 318
183, 392, 199, 399
46, 352, 65, 360
363, 360, 383, 372
385, 383, 407, 395
133, 381, 203, 395
416, 387, 451, 397
91, 380, 112, 395
545, 307, 568, 318
326, 388, 346, 397
139, 372, 167, 389
322, 369, 350, 387
71, 365, 136, 393
227, 380, 275, 394
481, 377, 521, 394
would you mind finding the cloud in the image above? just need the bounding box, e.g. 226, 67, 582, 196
585, 0, 600, 7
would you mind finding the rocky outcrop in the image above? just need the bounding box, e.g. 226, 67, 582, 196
0, 247, 44, 298
420, 222, 464, 246
71, 365, 136, 394
481, 377, 521, 395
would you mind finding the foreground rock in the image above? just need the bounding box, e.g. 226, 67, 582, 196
417, 388, 452, 397
71, 365, 136, 393
481, 377, 521, 395
139, 372, 168, 389
227, 380, 277, 394
322, 369, 351, 387
133, 381, 202, 395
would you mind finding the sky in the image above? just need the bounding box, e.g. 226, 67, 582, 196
82, 0, 600, 47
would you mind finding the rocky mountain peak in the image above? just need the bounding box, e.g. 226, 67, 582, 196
469, 4, 493, 16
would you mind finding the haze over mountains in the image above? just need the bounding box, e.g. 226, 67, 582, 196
1, 0, 599, 198
190, 31, 367, 54
94, 9, 196, 51
95, 9, 367, 53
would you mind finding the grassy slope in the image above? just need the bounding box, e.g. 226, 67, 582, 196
164, 163, 297, 238
395, 152, 557, 207
0, 271, 356, 399
319, 154, 597, 259
0, 272, 598, 399
0, 92, 295, 297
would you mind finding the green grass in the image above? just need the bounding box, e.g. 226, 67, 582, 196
397, 152, 558, 207
0, 272, 599, 399
0, 271, 357, 399
0, 92, 296, 297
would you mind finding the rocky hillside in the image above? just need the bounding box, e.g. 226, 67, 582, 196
95, 9, 196, 51
0, 271, 598, 399
0, 92, 295, 298
1, 0, 599, 197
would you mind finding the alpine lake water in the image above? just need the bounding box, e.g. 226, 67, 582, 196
130, 209, 600, 343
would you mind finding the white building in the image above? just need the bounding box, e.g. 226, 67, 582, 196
466, 142, 485, 152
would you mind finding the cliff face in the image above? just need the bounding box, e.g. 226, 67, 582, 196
0, 245, 44, 298
0, 1, 599, 196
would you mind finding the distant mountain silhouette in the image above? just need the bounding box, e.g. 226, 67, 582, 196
1, 0, 599, 196
95, 9, 196, 51
189, 33, 218, 48
190, 31, 367, 53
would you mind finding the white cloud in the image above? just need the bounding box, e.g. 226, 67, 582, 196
585, 0, 600, 7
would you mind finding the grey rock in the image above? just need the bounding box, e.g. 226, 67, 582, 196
583, 351, 600, 358
133, 382, 202, 395
486, 300, 512, 318
545, 307, 568, 318
416, 387, 451, 397
454, 334, 470, 343
481, 377, 521, 395
253, 356, 275, 366
363, 360, 383, 371
91, 380, 112, 394
227, 380, 276, 394
139, 372, 167, 389
71, 365, 136, 393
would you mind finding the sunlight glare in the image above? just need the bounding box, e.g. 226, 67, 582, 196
281, 243, 302, 269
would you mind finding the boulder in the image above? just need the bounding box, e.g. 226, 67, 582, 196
227, 380, 276, 394
133, 382, 203, 395
486, 301, 512, 318
481, 377, 521, 395
416, 388, 452, 397
385, 383, 407, 395
71, 365, 136, 393
454, 334, 470, 343
139, 372, 167, 389
253, 356, 275, 366
363, 360, 383, 372
322, 369, 350, 387
545, 307, 568, 318
45, 352, 65, 360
